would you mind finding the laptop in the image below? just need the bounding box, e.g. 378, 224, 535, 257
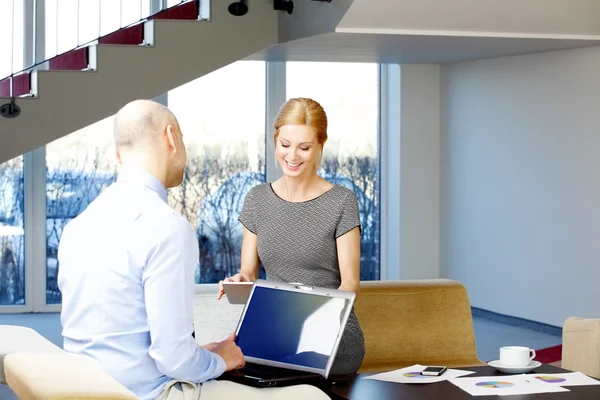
218, 279, 356, 388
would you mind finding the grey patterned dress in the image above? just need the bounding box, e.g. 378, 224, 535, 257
238, 183, 365, 375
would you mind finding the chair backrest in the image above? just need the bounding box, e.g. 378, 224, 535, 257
562, 317, 600, 379
355, 279, 483, 372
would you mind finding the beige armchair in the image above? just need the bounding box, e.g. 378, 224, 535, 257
355, 279, 485, 372
562, 317, 600, 379
0, 325, 136, 400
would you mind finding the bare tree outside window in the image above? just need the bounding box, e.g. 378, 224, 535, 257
0, 156, 25, 306
45, 116, 117, 304
45, 153, 117, 304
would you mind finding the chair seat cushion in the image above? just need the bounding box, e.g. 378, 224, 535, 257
4, 352, 137, 400
0, 325, 64, 384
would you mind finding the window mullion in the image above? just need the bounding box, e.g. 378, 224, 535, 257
30, 146, 49, 311
265, 61, 285, 183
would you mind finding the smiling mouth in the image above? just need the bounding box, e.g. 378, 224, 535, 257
286, 161, 302, 168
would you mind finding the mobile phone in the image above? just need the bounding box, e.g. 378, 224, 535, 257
420, 366, 447, 376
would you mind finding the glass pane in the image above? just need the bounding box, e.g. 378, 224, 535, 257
99, 0, 121, 36
45, 116, 117, 304
0, 156, 25, 306
79, 0, 101, 45
0, 0, 24, 77
168, 61, 266, 283
287, 62, 381, 280
56, 0, 79, 54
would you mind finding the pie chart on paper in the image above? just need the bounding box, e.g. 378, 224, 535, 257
475, 381, 515, 388
535, 376, 567, 383
403, 372, 430, 378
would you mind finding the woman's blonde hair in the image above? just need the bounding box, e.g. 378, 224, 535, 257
273, 97, 328, 171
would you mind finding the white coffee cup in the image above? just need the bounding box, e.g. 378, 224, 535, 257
499, 346, 536, 367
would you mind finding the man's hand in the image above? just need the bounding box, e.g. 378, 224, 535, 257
201, 342, 219, 352
213, 333, 245, 371
217, 273, 248, 300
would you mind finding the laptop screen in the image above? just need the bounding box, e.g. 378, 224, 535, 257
235, 285, 352, 372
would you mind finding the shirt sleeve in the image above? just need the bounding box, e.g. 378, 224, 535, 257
238, 186, 258, 234
142, 216, 227, 382
335, 190, 362, 238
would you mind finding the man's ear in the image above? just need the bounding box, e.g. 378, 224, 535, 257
165, 124, 177, 153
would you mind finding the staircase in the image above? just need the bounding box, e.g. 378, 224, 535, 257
0, 0, 278, 164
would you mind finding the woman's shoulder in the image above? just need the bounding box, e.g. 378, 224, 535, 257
328, 183, 358, 200
247, 182, 272, 196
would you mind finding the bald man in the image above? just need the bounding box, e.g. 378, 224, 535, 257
57, 100, 329, 400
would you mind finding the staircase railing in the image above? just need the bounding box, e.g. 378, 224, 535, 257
0, 0, 207, 86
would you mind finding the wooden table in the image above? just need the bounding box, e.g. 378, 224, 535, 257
323, 364, 600, 399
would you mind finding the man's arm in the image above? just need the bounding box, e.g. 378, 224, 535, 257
142, 217, 226, 382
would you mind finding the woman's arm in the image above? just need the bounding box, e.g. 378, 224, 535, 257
217, 227, 261, 299
336, 226, 361, 295
239, 226, 261, 282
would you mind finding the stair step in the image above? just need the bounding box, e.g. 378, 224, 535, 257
49, 47, 88, 71
0, 73, 32, 97
0, 77, 9, 97
151, 1, 198, 20
98, 23, 145, 46
13, 73, 31, 97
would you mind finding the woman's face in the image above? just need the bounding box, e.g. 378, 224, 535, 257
275, 124, 321, 178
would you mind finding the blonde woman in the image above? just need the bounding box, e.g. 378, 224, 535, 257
219, 97, 365, 374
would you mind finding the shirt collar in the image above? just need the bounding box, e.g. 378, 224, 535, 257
117, 167, 168, 203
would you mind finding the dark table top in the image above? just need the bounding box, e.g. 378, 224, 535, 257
324, 364, 600, 400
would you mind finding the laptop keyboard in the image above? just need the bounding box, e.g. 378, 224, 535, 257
237, 362, 314, 378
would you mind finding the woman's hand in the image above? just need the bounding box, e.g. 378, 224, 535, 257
217, 273, 248, 300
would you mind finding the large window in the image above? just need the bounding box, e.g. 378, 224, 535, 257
0, 156, 25, 306
0, 60, 383, 312
287, 62, 380, 280
45, 117, 117, 304
168, 61, 266, 283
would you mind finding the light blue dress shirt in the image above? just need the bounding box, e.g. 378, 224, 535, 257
58, 168, 226, 400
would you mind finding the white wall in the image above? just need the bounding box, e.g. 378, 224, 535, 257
277, 0, 353, 43
399, 65, 441, 280
339, 0, 600, 38
441, 46, 600, 327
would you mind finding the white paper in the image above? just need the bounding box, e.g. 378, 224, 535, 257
193, 294, 243, 345
449, 375, 569, 396
528, 372, 600, 387
364, 364, 475, 384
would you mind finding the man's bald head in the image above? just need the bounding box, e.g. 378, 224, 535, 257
113, 99, 178, 150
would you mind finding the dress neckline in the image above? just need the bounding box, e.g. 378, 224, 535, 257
268, 183, 337, 204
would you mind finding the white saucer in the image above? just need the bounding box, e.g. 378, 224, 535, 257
488, 360, 542, 374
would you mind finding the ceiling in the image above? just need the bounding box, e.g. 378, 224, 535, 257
247, 32, 600, 64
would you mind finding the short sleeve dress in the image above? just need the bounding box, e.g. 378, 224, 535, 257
238, 183, 365, 374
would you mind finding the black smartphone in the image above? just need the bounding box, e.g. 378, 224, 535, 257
420, 366, 448, 376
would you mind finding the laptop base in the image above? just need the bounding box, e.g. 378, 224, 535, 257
218, 362, 325, 388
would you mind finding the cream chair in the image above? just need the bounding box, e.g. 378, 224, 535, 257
561, 317, 600, 379
0, 325, 64, 385
4, 353, 137, 400
0, 325, 136, 400
355, 279, 485, 372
